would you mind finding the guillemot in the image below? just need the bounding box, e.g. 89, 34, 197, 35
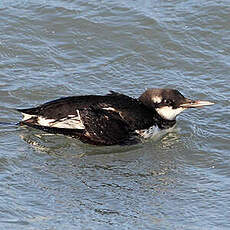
17, 89, 214, 145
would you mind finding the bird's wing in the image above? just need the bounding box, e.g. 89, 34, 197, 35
17, 96, 139, 145
78, 105, 134, 145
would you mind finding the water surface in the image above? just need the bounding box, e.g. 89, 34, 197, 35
0, 0, 230, 229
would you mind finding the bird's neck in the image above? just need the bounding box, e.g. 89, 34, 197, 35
157, 118, 176, 129
153, 110, 177, 129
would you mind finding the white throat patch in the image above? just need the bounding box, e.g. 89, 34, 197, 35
156, 106, 186, 120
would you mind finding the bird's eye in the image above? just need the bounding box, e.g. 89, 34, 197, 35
163, 99, 172, 105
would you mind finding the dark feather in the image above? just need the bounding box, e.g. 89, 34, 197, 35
18, 93, 159, 145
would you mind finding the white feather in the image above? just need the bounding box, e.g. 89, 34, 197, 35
22, 112, 85, 129
50, 116, 85, 129
156, 106, 186, 120
22, 113, 36, 121
37, 117, 56, 126
135, 125, 160, 139
102, 107, 117, 112
136, 124, 177, 140
152, 96, 162, 104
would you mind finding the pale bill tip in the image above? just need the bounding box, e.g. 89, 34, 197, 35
181, 100, 215, 108
195, 100, 215, 106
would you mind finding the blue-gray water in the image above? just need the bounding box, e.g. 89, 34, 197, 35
0, 0, 230, 229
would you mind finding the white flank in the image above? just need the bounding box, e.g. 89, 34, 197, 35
22, 113, 36, 121
35, 115, 85, 129
156, 106, 186, 120
50, 115, 85, 129
37, 117, 56, 126
22, 110, 85, 130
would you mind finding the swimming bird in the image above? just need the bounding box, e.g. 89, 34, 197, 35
17, 89, 214, 145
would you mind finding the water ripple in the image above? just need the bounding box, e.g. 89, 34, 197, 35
0, 0, 230, 229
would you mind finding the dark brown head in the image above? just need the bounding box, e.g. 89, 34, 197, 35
139, 88, 214, 121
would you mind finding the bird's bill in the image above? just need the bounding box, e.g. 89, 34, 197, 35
180, 99, 214, 108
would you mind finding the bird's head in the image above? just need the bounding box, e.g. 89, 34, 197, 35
139, 88, 214, 121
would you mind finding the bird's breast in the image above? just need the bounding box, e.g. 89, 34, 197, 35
135, 125, 160, 139
135, 124, 176, 140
